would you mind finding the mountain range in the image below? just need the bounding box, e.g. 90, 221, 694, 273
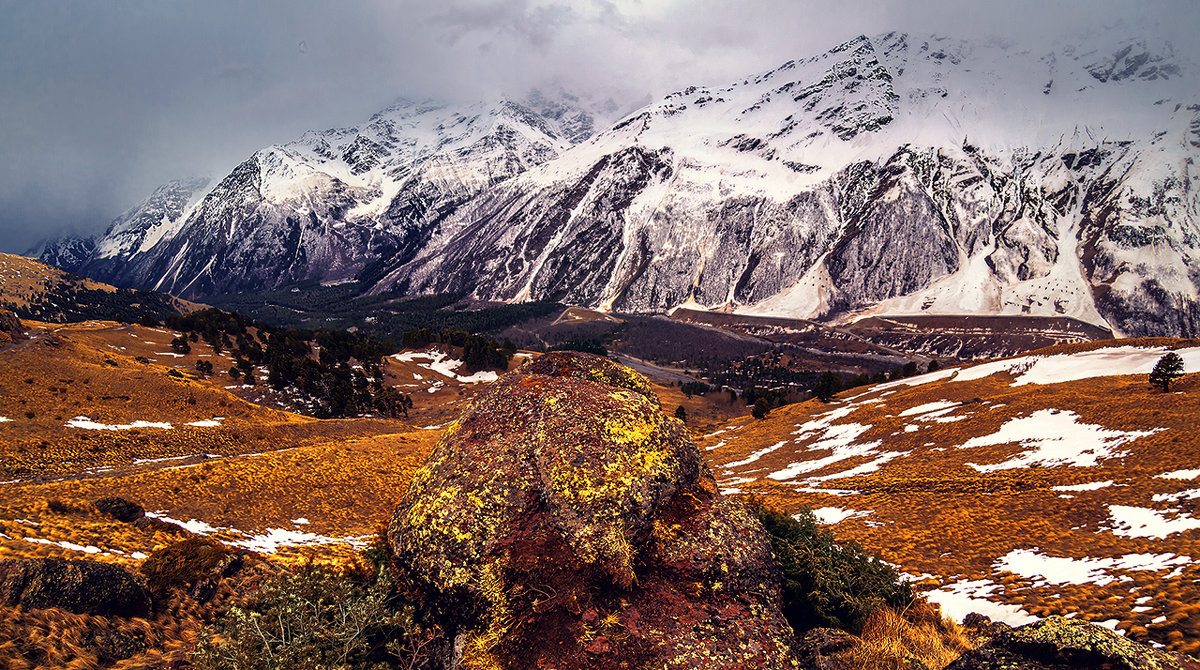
39, 29, 1200, 337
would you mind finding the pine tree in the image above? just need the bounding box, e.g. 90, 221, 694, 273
674, 405, 687, 423
1150, 352, 1185, 392
752, 398, 770, 420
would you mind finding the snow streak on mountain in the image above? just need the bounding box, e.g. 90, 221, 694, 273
45, 31, 1200, 337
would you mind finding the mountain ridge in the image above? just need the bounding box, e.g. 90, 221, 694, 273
42, 30, 1200, 337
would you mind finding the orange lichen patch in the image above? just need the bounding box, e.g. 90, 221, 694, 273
700, 339, 1200, 653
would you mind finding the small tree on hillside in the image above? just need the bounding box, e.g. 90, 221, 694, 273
813, 371, 842, 402
1150, 352, 1185, 392
752, 398, 771, 420
674, 405, 688, 423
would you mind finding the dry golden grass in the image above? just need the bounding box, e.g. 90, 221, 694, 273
703, 341, 1200, 653
837, 603, 976, 670
0, 253, 116, 310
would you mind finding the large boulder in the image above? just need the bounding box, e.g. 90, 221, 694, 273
0, 557, 152, 618
946, 616, 1200, 670
389, 352, 798, 669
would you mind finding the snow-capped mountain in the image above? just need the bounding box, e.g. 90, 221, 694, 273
373, 31, 1200, 337
46, 31, 1200, 337
48, 90, 619, 296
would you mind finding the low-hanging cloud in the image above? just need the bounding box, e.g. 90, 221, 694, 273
0, 0, 1196, 254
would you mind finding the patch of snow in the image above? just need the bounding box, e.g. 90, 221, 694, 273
0, 417, 11, 422
24, 537, 104, 555
810, 507, 871, 524
899, 401, 958, 417
995, 549, 1191, 586
951, 346, 1200, 386
185, 419, 222, 427
1159, 469, 1200, 480
724, 440, 788, 468
1052, 480, 1115, 492
67, 416, 173, 431
768, 423, 881, 481
924, 579, 1038, 627
131, 551, 148, 560
292, 518, 310, 525
1153, 488, 1200, 502
960, 410, 1157, 472
1108, 505, 1200, 539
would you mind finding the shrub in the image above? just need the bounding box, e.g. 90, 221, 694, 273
94, 496, 145, 522
752, 397, 771, 419
139, 538, 239, 601
192, 563, 436, 670
749, 501, 914, 634
674, 405, 688, 423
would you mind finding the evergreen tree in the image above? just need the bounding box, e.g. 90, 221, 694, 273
752, 398, 770, 420
813, 371, 842, 402
1150, 352, 1185, 392
674, 405, 688, 423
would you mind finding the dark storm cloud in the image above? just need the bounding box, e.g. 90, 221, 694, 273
1, 0, 1197, 253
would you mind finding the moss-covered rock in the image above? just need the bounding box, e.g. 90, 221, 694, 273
0, 558, 152, 618
947, 616, 1200, 670
389, 353, 797, 669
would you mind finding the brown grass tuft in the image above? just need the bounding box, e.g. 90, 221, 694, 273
836, 602, 976, 670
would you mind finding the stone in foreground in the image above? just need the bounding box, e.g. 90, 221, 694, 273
389, 352, 798, 669
947, 616, 1200, 670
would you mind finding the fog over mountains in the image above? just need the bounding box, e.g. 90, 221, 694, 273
38, 28, 1200, 337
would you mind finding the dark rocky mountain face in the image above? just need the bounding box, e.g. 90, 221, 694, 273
43, 31, 1200, 337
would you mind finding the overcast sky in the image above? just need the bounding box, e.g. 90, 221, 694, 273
1, 0, 1197, 254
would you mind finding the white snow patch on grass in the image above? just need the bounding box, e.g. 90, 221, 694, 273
393, 349, 498, 384
1159, 469, 1200, 480
996, 549, 1191, 586
1108, 505, 1200, 538
960, 410, 1156, 472
724, 440, 788, 469
0, 417, 11, 422
768, 423, 881, 481
1052, 480, 1115, 492
950, 346, 1200, 386
24, 537, 104, 555
810, 507, 871, 524
924, 579, 1037, 627
67, 416, 173, 431
899, 401, 958, 417
185, 419, 222, 427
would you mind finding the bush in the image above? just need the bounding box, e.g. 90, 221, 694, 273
752, 397, 771, 419
139, 538, 239, 601
94, 496, 145, 522
749, 501, 914, 634
193, 563, 435, 670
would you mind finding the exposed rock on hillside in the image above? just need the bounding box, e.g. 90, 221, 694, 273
946, 616, 1200, 670
389, 351, 797, 669
0, 557, 152, 618
0, 310, 24, 345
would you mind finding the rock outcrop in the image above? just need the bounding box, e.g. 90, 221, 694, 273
0, 558, 152, 618
0, 310, 25, 345
389, 351, 798, 669
947, 616, 1200, 670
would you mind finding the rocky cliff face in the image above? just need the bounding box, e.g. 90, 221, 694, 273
388, 352, 797, 669
46, 31, 1200, 336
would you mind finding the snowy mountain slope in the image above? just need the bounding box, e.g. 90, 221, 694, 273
371, 31, 1200, 336
46, 30, 1200, 337
47, 91, 617, 297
